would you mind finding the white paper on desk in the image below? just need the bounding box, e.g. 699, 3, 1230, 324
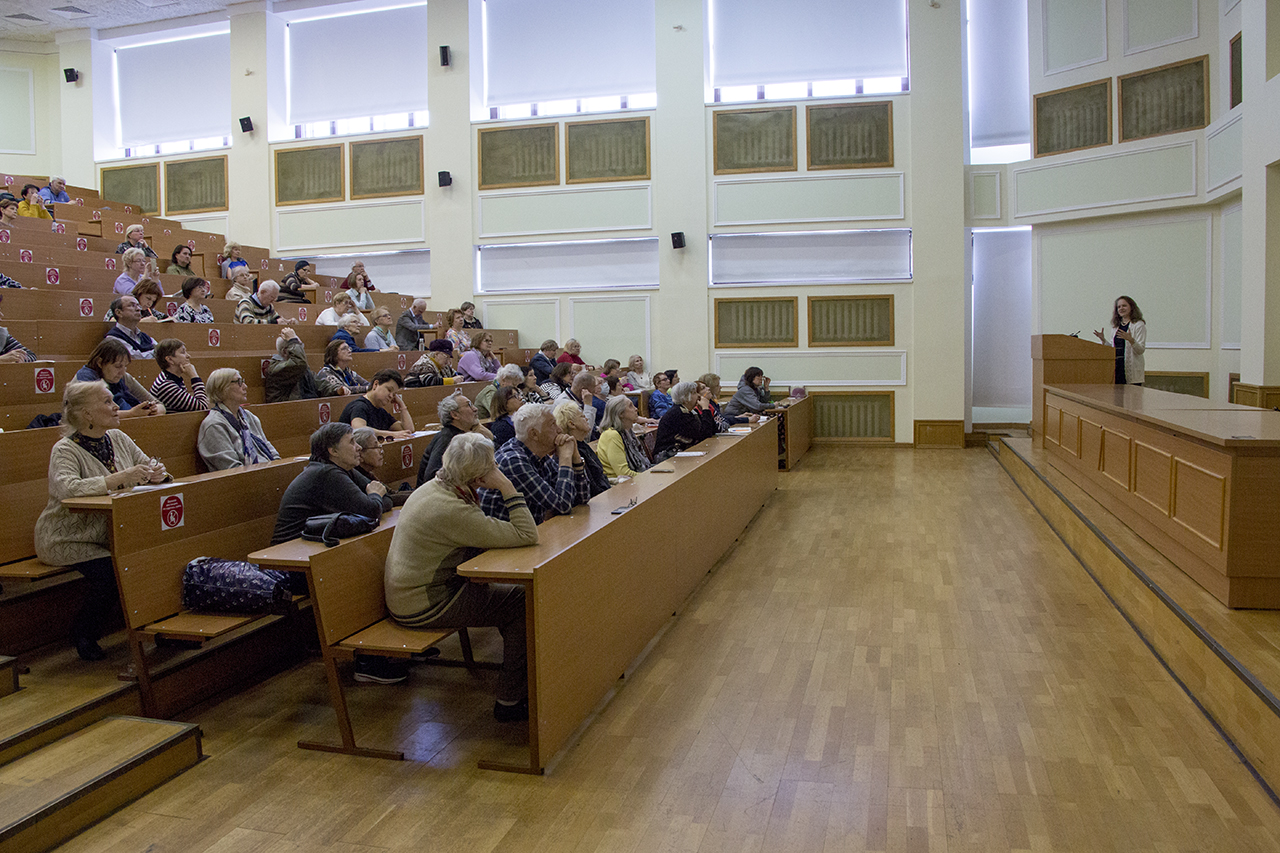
724, 426, 752, 435
130, 483, 170, 492
675, 451, 707, 457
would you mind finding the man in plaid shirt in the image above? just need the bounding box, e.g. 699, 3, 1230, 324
479, 403, 589, 523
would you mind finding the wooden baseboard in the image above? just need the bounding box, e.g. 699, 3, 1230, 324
913, 419, 965, 449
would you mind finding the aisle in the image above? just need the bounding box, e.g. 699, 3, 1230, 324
53, 447, 1280, 853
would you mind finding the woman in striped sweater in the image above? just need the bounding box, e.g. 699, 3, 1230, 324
148, 338, 209, 413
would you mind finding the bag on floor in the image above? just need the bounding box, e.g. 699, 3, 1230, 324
181, 557, 292, 614
301, 512, 377, 547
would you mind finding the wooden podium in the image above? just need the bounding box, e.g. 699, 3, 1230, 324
1031, 334, 1114, 446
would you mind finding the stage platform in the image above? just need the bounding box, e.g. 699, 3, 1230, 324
993, 435, 1280, 801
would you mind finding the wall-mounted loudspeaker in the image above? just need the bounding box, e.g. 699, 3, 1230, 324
438, 171, 453, 187
671, 232, 686, 249
239, 117, 254, 133
63, 68, 79, 83
440, 46, 451, 67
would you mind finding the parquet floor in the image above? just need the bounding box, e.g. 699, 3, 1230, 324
51, 447, 1280, 852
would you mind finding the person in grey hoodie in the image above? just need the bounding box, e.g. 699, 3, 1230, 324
723, 366, 773, 418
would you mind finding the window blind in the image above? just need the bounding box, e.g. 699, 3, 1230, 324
967, 0, 1031, 149
116, 33, 231, 147
478, 238, 659, 293
711, 231, 913, 286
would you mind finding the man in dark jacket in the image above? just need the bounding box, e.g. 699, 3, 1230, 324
264, 329, 321, 403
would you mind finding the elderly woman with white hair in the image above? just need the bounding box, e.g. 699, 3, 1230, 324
198, 367, 280, 471
113, 247, 160, 296
225, 266, 254, 302
553, 400, 610, 497
653, 380, 718, 459
474, 362, 524, 419
331, 314, 377, 353
35, 380, 169, 660
416, 389, 493, 486
115, 224, 158, 258
596, 394, 652, 479
315, 291, 369, 327
385, 432, 538, 718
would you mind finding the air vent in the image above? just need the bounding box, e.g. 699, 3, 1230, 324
49, 6, 93, 19
5, 14, 45, 22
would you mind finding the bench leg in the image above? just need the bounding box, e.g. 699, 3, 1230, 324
297, 649, 404, 761
457, 627, 475, 666
128, 631, 158, 716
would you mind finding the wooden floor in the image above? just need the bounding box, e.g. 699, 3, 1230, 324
47, 446, 1280, 852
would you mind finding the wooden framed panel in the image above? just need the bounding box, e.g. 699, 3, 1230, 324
806, 102, 893, 170
807, 295, 893, 347
350, 136, 424, 200
1143, 371, 1209, 398
1033, 78, 1112, 157
713, 106, 797, 175
164, 156, 228, 215
1230, 34, 1242, 109
810, 391, 894, 443
478, 123, 559, 190
566, 117, 650, 184
1119, 56, 1209, 142
100, 162, 160, 214
275, 144, 345, 206
713, 296, 798, 348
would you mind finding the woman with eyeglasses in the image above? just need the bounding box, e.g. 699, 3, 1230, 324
197, 368, 280, 471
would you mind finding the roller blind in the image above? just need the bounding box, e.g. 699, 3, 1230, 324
967, 0, 1031, 148
478, 238, 659, 293
484, 0, 656, 105
288, 5, 429, 125
711, 231, 913, 286
710, 0, 908, 88
116, 33, 231, 147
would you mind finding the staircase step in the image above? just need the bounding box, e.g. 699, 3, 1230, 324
0, 716, 201, 853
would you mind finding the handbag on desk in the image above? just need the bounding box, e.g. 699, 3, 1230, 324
301, 512, 377, 547
181, 557, 292, 614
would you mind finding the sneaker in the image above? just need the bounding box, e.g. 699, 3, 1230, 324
493, 698, 529, 722
353, 655, 409, 684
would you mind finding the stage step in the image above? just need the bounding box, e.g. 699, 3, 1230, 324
0, 716, 201, 853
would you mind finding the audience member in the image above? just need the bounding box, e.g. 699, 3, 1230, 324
444, 308, 470, 353
531, 339, 559, 383
478, 403, 588, 524
38, 176, 70, 204
654, 381, 718, 458
395, 298, 435, 349
148, 338, 209, 412
344, 269, 375, 311
556, 370, 602, 439
0, 270, 21, 288
104, 295, 157, 358
279, 260, 316, 303
199, 368, 280, 471
167, 245, 196, 277
417, 390, 492, 486
341, 261, 376, 294
520, 365, 550, 403
316, 291, 369, 326
220, 241, 247, 279
600, 359, 621, 381
556, 338, 586, 366
35, 380, 169, 660
351, 427, 410, 509
647, 370, 675, 418
364, 307, 399, 350
0, 291, 36, 362
339, 369, 414, 439
75, 339, 164, 418
623, 355, 651, 390
699, 372, 759, 430
461, 301, 483, 329
115, 224, 157, 258
597, 395, 652, 479
264, 329, 321, 402
0, 198, 20, 226
235, 280, 296, 324
225, 267, 255, 302
316, 339, 369, 397
406, 339, 458, 386
604, 376, 622, 397
17, 184, 52, 220
490, 385, 524, 449
332, 315, 377, 353
104, 279, 166, 322
457, 331, 500, 382
174, 277, 214, 323
113, 247, 160, 296
723, 366, 773, 418
541, 361, 573, 399
475, 363, 523, 418
385, 433, 537, 710
553, 400, 610, 497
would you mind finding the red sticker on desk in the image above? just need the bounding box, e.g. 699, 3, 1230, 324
34, 367, 54, 394
400, 296, 408, 309
261, 358, 271, 378
187, 240, 195, 249
298, 307, 307, 321
318, 402, 331, 424
260, 259, 268, 270
161, 494, 184, 531
76, 237, 87, 251
324, 291, 333, 303
208, 329, 220, 347
18, 249, 31, 263
104, 258, 115, 270
75, 197, 83, 207
0, 230, 8, 244
46, 268, 59, 285
402, 444, 413, 468
397, 354, 406, 370
163, 229, 171, 236
141, 217, 148, 223
91, 210, 101, 221
79, 298, 93, 316
53, 223, 65, 234
114, 222, 124, 234
3, 175, 12, 186
165, 301, 178, 316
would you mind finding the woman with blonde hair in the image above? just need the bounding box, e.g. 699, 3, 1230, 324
198, 368, 280, 471
444, 308, 471, 353
316, 291, 369, 326
113, 247, 160, 296
364, 306, 399, 351
553, 399, 610, 496
220, 241, 247, 279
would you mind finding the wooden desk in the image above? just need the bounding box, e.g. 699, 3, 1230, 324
460, 421, 778, 772
768, 394, 813, 471
1042, 384, 1280, 608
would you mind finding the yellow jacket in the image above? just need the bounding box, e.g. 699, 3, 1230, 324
17, 199, 52, 220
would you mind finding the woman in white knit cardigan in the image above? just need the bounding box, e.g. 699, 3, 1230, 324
34, 380, 169, 660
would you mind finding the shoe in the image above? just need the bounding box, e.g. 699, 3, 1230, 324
353, 655, 409, 684
493, 698, 529, 723
409, 646, 441, 662
74, 637, 106, 661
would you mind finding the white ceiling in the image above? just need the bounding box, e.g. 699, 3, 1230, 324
0, 1, 231, 41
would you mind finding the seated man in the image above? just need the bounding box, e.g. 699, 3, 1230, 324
271, 423, 393, 591
38, 175, 71, 204
264, 328, 321, 403
385, 433, 537, 713
279, 260, 317, 304
339, 368, 415, 439
148, 338, 209, 412
530, 339, 559, 384
0, 290, 36, 362
104, 295, 157, 358
474, 363, 524, 419
555, 370, 606, 439
395, 298, 435, 350
478, 403, 589, 524
351, 427, 411, 509
236, 280, 295, 324
417, 390, 492, 486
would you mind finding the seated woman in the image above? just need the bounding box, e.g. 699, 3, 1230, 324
385, 433, 538, 716
316, 292, 369, 326
653, 381, 718, 458
0, 198, 20, 226
647, 369, 675, 419
530, 339, 558, 383
225, 266, 254, 302
316, 338, 370, 397
17, 184, 52, 220
0, 290, 36, 362
490, 385, 524, 449
113, 247, 160, 297
364, 306, 399, 351
520, 365, 550, 403
406, 339, 457, 387
596, 394, 652, 479
167, 244, 195, 277
723, 366, 772, 418
148, 339, 208, 413
115, 224, 157, 258
475, 363, 524, 418
599, 359, 621, 383
105, 278, 166, 322
699, 372, 759, 431
339, 368, 414, 440
75, 338, 164, 418
351, 427, 410, 508
343, 268, 376, 311
541, 361, 574, 400
198, 368, 280, 471
35, 380, 169, 660
173, 277, 214, 323
556, 338, 586, 366
553, 400, 610, 497
332, 315, 377, 353
220, 241, 247, 279
271, 423, 392, 592
444, 308, 470, 354
623, 354, 652, 391
460, 301, 483, 329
